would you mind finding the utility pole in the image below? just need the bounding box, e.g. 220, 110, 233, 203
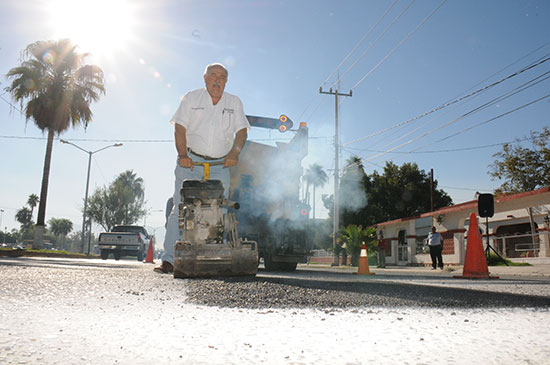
319, 87, 352, 266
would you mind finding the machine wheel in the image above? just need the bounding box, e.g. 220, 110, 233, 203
278, 262, 298, 272
263, 254, 297, 272
100, 250, 109, 260
263, 254, 277, 271
113, 251, 121, 260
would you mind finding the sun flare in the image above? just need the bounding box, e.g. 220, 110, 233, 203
48, 0, 136, 57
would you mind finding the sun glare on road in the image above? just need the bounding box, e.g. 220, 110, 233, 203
48, 0, 136, 57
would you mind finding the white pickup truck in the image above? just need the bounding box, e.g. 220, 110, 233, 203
98, 225, 150, 261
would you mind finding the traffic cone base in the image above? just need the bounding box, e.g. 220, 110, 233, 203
145, 237, 155, 263
454, 274, 499, 280
354, 244, 375, 275
454, 213, 498, 280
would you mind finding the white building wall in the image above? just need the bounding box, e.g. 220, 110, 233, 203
375, 188, 550, 266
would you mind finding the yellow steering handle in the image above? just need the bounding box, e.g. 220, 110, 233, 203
192, 161, 224, 180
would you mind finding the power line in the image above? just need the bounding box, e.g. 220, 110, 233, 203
352, 69, 549, 156
0, 94, 24, 115
0, 136, 172, 142
332, 0, 415, 88
444, 42, 550, 103
405, 71, 550, 153
412, 94, 550, 152
299, 0, 400, 123
0, 135, 332, 143
343, 56, 550, 147
302, 98, 326, 125
343, 135, 540, 154
323, 6, 547, 153
322, 0, 400, 88
365, 94, 549, 162
344, 75, 548, 168
350, 0, 448, 91
370, 70, 546, 152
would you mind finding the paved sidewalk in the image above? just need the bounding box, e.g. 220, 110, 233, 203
379, 264, 550, 278
306, 262, 550, 278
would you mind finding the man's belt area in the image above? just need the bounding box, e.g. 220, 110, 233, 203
188, 149, 227, 161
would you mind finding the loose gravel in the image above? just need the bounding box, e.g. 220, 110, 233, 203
182, 270, 550, 309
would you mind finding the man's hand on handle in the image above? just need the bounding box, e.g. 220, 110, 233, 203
178, 154, 194, 170
223, 151, 239, 168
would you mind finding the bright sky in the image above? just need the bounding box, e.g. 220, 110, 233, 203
0, 0, 549, 243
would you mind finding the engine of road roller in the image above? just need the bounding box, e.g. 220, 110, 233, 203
173, 179, 258, 278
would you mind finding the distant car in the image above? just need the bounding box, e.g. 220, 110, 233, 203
98, 225, 150, 261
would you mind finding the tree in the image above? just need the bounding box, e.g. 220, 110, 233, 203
5, 39, 105, 248
322, 160, 453, 226
27, 194, 39, 221
340, 224, 377, 266
15, 207, 33, 231
0, 229, 19, 245
489, 127, 550, 194
363, 161, 452, 225
86, 170, 146, 232
48, 218, 73, 250
303, 163, 328, 219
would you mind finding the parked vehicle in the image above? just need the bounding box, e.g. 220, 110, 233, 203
98, 225, 150, 261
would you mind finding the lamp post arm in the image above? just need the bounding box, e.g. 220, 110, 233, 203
92, 143, 121, 154
60, 139, 89, 154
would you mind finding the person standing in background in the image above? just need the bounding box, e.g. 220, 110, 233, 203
426, 226, 444, 270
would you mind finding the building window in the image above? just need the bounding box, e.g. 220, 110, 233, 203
398, 230, 407, 245
397, 229, 408, 262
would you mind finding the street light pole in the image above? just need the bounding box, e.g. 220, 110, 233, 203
83, 151, 92, 254
60, 139, 123, 254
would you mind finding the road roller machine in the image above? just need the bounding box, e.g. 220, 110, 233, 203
173, 161, 258, 278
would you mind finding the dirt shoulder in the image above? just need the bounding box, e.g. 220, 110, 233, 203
0, 248, 98, 259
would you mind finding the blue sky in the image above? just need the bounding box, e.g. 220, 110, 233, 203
1, 0, 549, 242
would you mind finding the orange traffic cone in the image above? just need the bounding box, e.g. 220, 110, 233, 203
454, 213, 498, 279
354, 243, 375, 275
145, 237, 155, 263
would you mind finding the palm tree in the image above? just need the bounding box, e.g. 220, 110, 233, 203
27, 194, 39, 221
48, 218, 73, 251
15, 207, 33, 231
115, 170, 145, 202
113, 170, 146, 220
304, 164, 328, 220
340, 224, 376, 266
5, 39, 105, 249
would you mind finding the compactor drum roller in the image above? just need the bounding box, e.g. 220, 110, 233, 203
173, 178, 258, 278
